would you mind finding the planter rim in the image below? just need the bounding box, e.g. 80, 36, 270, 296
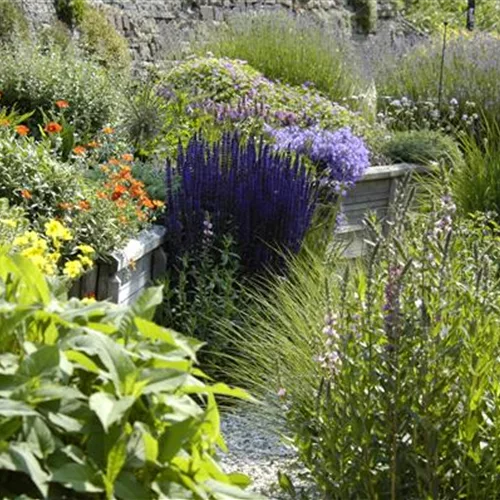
110, 225, 166, 272
363, 163, 428, 181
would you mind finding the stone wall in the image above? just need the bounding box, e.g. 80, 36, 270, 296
17, 0, 404, 63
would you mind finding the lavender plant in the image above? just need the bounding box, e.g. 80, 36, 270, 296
164, 133, 317, 273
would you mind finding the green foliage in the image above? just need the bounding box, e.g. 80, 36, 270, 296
354, 0, 378, 34
196, 11, 359, 103
162, 56, 380, 148
0, 251, 257, 499
219, 181, 500, 497
0, 198, 29, 244
448, 119, 500, 217
157, 234, 242, 361
78, 4, 131, 72
0, 130, 141, 257
402, 0, 499, 34
38, 20, 73, 51
0, 44, 126, 136
54, 0, 86, 28
0, 0, 29, 45
381, 129, 462, 164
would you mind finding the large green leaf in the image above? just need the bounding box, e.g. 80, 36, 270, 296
47, 412, 84, 433
23, 417, 55, 459
105, 433, 128, 498
9, 442, 50, 498
0, 400, 37, 417
89, 392, 135, 433
115, 471, 152, 500
18, 345, 60, 379
51, 462, 104, 493
205, 479, 265, 499
158, 417, 200, 463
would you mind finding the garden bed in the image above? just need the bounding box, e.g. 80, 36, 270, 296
69, 225, 167, 304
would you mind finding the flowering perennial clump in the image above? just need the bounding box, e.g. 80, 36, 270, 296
165, 133, 317, 272
270, 126, 370, 192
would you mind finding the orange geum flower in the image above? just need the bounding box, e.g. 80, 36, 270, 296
121, 153, 134, 163
15, 125, 30, 136
108, 158, 120, 166
73, 145, 87, 156
140, 196, 154, 210
96, 191, 108, 199
153, 200, 165, 209
116, 198, 128, 209
78, 200, 91, 210
55, 100, 69, 109
86, 140, 100, 148
111, 184, 127, 201
44, 122, 63, 134
58, 202, 73, 210
103, 126, 114, 135
20, 189, 32, 199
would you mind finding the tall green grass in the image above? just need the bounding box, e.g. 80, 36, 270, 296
197, 12, 362, 103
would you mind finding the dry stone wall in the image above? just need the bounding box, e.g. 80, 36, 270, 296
17, 0, 403, 63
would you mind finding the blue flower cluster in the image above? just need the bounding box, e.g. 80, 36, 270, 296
269, 126, 370, 192
164, 133, 317, 273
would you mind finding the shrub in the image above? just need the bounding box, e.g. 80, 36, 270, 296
38, 19, 73, 50
0, 0, 29, 44
164, 133, 317, 273
0, 130, 146, 257
220, 182, 500, 497
0, 198, 28, 243
381, 129, 462, 165
0, 251, 257, 499
376, 34, 500, 133
78, 4, 131, 72
0, 44, 126, 136
354, 0, 378, 34
196, 11, 359, 103
54, 0, 86, 28
160, 56, 381, 152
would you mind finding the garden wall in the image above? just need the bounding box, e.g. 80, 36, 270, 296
18, 0, 408, 63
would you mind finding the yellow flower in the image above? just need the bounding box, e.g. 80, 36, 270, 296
63, 260, 84, 279
1, 218, 17, 228
78, 255, 94, 268
44, 220, 73, 242
13, 234, 29, 247
77, 244, 95, 255
48, 252, 61, 264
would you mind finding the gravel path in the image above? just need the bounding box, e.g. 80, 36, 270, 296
219, 408, 320, 499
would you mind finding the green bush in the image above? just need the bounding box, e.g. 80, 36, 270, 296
381, 129, 462, 164
196, 11, 360, 103
376, 33, 500, 133
0, 198, 29, 244
38, 19, 73, 50
0, 251, 257, 499
54, 0, 86, 28
220, 183, 500, 497
0, 0, 29, 45
78, 4, 131, 72
0, 44, 126, 136
354, 0, 378, 34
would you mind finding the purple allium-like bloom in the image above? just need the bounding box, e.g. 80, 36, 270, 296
269, 126, 370, 189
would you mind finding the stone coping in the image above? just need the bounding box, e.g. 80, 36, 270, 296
362, 163, 428, 182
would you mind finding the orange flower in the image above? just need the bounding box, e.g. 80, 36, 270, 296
116, 199, 128, 209
136, 209, 147, 221
121, 153, 134, 163
58, 202, 73, 210
108, 158, 120, 166
0, 119, 10, 127
96, 191, 107, 199
78, 200, 91, 210
119, 215, 128, 224
130, 184, 144, 198
86, 140, 100, 149
44, 122, 63, 134
15, 125, 29, 136
103, 127, 114, 135
55, 100, 69, 109
139, 196, 154, 210
21, 189, 32, 199
73, 145, 87, 156
111, 184, 127, 201
152, 200, 165, 209
118, 166, 132, 180
100, 165, 110, 174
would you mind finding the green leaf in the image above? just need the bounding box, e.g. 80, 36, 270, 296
130, 286, 163, 321
0, 417, 22, 441
89, 392, 135, 433
115, 471, 151, 500
64, 350, 101, 374
105, 434, 128, 498
204, 479, 261, 499
158, 417, 199, 463
47, 412, 84, 433
9, 442, 49, 498
183, 383, 253, 401
278, 470, 296, 497
51, 462, 104, 493
0, 400, 37, 417
24, 417, 55, 459
18, 345, 60, 379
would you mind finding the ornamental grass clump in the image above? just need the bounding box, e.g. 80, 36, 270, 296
165, 133, 317, 273
219, 178, 500, 498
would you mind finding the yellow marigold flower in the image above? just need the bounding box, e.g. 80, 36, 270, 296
13, 234, 29, 247
45, 220, 73, 242
1, 218, 17, 228
77, 244, 95, 255
63, 260, 84, 279
78, 255, 94, 268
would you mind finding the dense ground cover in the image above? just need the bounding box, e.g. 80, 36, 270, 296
1, 2, 500, 498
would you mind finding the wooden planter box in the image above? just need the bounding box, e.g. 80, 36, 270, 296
69, 226, 167, 305
338, 163, 428, 257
